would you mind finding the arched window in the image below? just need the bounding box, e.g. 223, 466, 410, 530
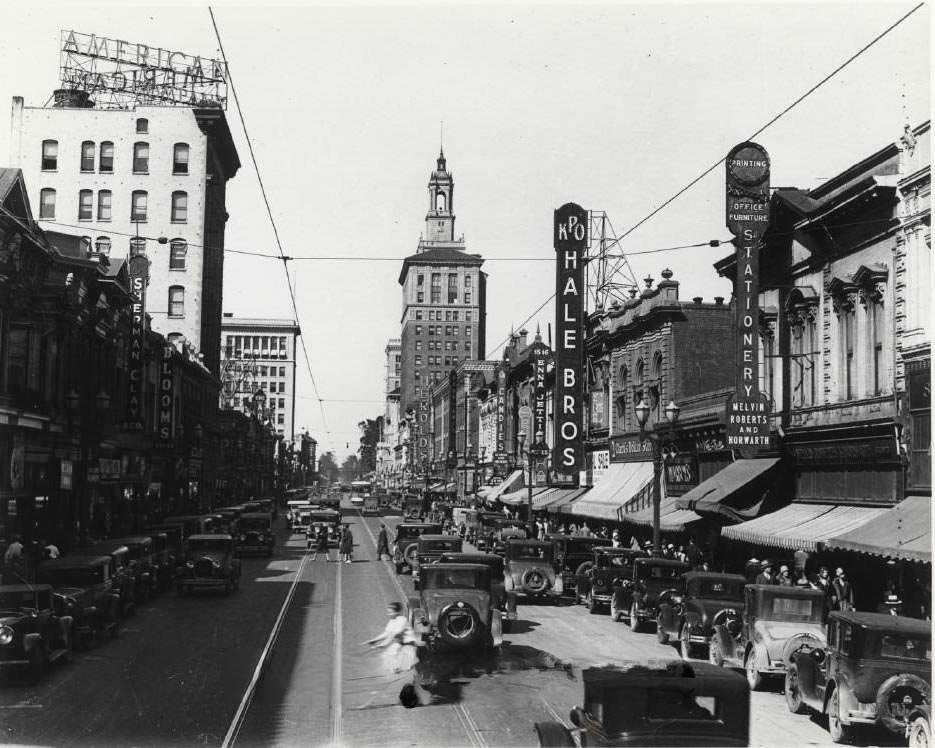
41, 140, 58, 171
171, 191, 187, 223
97, 189, 112, 220
136, 118, 149, 134
173, 143, 189, 175
168, 286, 185, 318
78, 190, 93, 220
80, 140, 95, 172
131, 190, 148, 222
99, 141, 114, 172
133, 141, 149, 173
616, 366, 629, 428
435, 191, 446, 211
129, 238, 146, 257
95, 236, 111, 256
39, 188, 56, 219
169, 239, 187, 270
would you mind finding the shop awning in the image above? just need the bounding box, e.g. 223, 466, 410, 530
542, 487, 591, 512
428, 482, 445, 492
485, 470, 524, 504
563, 462, 653, 520
824, 496, 931, 563
721, 502, 889, 552
477, 486, 495, 500
500, 485, 552, 506
675, 457, 781, 522
622, 497, 702, 531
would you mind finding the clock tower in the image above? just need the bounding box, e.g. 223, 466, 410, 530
425, 148, 455, 244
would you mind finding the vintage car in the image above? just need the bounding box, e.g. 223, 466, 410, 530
547, 534, 608, 598
574, 547, 645, 614
86, 542, 137, 617
615, 557, 689, 631
304, 509, 342, 549
411, 535, 464, 588
144, 522, 186, 589
36, 556, 122, 646
656, 572, 747, 659
408, 562, 503, 651
785, 610, 931, 743
253, 497, 278, 517
236, 512, 275, 557
286, 502, 313, 532
534, 661, 749, 747
438, 552, 518, 631
109, 536, 159, 603
504, 539, 562, 601
402, 494, 424, 521
176, 534, 242, 596
164, 514, 216, 538
709, 583, 826, 690
0, 584, 73, 684
362, 495, 380, 516
392, 522, 443, 574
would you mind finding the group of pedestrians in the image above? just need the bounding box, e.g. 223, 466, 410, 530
309, 525, 355, 563
1, 534, 62, 584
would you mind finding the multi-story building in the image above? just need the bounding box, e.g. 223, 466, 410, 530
376, 339, 401, 488
219, 315, 301, 438
9, 91, 240, 375
398, 150, 487, 468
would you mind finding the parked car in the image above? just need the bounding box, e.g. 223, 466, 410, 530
144, 522, 186, 589
176, 535, 242, 596
408, 563, 503, 651
0, 584, 73, 684
574, 547, 645, 614
86, 542, 137, 617
213, 506, 246, 534
785, 610, 931, 743
504, 539, 562, 601
236, 513, 275, 557
547, 534, 608, 598
615, 557, 689, 631
109, 536, 158, 603
286, 500, 313, 530
438, 552, 518, 632
412, 535, 463, 588
392, 522, 443, 574
907, 704, 931, 748
164, 514, 216, 538
533, 661, 749, 747
305, 509, 342, 549
402, 494, 424, 521
254, 497, 277, 517
656, 572, 747, 659
709, 583, 827, 690
36, 555, 122, 647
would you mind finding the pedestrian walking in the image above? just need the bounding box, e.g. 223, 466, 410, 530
686, 538, 703, 569
340, 526, 355, 563
831, 567, 854, 612
376, 524, 390, 560
360, 602, 428, 709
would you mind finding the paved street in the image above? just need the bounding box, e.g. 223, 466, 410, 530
1, 499, 863, 748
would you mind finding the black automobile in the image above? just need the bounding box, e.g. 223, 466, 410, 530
176, 534, 242, 596
36, 556, 123, 647
655, 572, 747, 659
236, 512, 275, 557
86, 542, 137, 617
412, 535, 463, 589
614, 557, 689, 632
392, 523, 443, 574
0, 584, 73, 684
547, 534, 607, 598
110, 536, 159, 603
574, 547, 645, 615
438, 552, 518, 631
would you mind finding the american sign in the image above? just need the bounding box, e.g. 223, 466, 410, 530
725, 142, 771, 451
553, 203, 587, 474
60, 30, 228, 110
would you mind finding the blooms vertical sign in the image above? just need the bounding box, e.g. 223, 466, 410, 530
725, 141, 771, 452
553, 203, 587, 475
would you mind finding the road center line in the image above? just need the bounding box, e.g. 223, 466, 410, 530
331, 557, 343, 747
222, 542, 309, 748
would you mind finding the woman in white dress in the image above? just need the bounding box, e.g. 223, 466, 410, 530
362, 602, 427, 707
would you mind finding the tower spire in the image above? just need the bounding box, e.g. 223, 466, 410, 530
440, 120, 444, 158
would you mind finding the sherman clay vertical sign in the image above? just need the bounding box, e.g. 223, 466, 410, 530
725, 142, 771, 453
553, 203, 587, 475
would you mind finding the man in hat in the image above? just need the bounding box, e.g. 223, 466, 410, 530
877, 591, 903, 616
831, 567, 854, 612
754, 561, 776, 585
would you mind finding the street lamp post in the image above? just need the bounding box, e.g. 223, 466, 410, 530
635, 398, 680, 555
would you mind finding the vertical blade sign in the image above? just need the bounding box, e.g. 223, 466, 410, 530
725, 142, 771, 453
553, 203, 587, 474
123, 254, 148, 432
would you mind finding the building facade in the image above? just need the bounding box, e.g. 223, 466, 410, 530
9, 92, 240, 375
397, 150, 487, 469
219, 315, 301, 438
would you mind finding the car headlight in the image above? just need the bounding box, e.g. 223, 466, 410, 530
240, 534, 247, 541
258, 534, 265, 542
0, 626, 14, 646
186, 561, 194, 568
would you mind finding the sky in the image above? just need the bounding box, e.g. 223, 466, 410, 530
0, 1, 930, 461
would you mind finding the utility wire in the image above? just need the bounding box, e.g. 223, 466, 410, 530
617, 1, 925, 242
208, 6, 334, 452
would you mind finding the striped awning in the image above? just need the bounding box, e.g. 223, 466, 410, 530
541, 487, 591, 511
621, 497, 702, 531
500, 485, 552, 506
721, 503, 890, 552
564, 462, 653, 520
485, 470, 524, 504
825, 496, 931, 563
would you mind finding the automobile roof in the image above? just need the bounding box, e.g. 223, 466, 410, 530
0, 584, 53, 594
438, 552, 502, 563
241, 512, 273, 520
746, 583, 825, 596
188, 534, 234, 541
829, 610, 932, 635
683, 571, 747, 583
583, 660, 746, 685
109, 536, 152, 545
634, 557, 690, 567
418, 534, 462, 542
506, 538, 552, 546
40, 555, 112, 569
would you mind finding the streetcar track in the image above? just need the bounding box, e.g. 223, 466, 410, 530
331, 557, 343, 746
222, 539, 310, 748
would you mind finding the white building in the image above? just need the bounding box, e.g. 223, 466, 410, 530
9, 91, 240, 375
220, 315, 301, 438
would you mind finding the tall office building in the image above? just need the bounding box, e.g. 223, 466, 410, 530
398, 150, 487, 462
9, 92, 240, 375
220, 315, 301, 438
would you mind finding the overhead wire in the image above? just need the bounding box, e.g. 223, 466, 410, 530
208, 6, 335, 452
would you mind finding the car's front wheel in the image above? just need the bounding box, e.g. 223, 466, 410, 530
908, 715, 930, 748
785, 664, 807, 714
629, 602, 641, 632
745, 648, 762, 691
828, 688, 853, 744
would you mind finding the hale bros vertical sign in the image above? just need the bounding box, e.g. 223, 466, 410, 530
725, 142, 771, 451
553, 203, 587, 474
